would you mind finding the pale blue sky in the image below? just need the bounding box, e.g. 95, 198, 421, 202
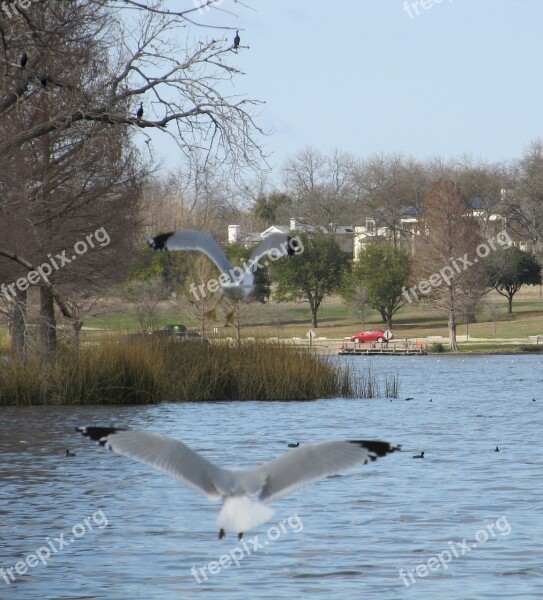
151, 0, 543, 176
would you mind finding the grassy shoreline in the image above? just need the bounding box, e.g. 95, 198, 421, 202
0, 338, 390, 406
1, 290, 541, 405
4, 287, 540, 346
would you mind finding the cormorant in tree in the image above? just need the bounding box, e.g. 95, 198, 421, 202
39, 76, 48, 88
20, 52, 27, 69
233, 30, 240, 50
136, 102, 144, 120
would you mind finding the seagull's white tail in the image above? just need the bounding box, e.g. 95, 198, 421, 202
216, 496, 275, 533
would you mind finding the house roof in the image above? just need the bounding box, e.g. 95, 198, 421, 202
261, 223, 353, 236
401, 206, 420, 216
261, 225, 289, 236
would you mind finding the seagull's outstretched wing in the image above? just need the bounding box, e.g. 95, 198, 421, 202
76, 427, 228, 500
253, 440, 400, 503
149, 230, 233, 275
250, 233, 295, 264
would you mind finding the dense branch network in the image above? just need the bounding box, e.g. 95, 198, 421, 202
0, 1, 263, 169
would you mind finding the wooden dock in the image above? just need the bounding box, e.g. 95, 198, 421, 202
338, 341, 427, 356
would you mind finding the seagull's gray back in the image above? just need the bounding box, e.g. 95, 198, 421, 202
251, 233, 292, 263
156, 230, 233, 275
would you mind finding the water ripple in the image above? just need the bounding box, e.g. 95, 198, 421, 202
1, 355, 542, 599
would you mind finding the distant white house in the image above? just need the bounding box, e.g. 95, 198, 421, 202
228, 218, 354, 254
228, 198, 521, 262
353, 198, 509, 259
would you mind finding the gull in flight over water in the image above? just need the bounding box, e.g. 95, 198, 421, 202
77, 427, 400, 539
148, 230, 298, 322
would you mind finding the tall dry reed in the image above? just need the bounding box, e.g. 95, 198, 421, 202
0, 339, 367, 405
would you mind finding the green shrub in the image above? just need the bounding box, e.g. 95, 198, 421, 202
518, 344, 543, 353
429, 342, 446, 353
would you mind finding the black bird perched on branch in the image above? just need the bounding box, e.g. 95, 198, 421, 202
233, 30, 240, 50
136, 102, 143, 120
19, 52, 27, 69
39, 76, 48, 88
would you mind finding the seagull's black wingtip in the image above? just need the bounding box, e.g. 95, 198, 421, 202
348, 440, 401, 461
76, 426, 127, 447
148, 232, 175, 251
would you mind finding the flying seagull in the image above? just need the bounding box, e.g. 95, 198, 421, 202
149, 230, 297, 321
233, 30, 240, 50
77, 427, 400, 539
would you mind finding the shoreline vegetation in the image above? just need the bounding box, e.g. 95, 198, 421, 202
1, 291, 541, 405
0, 339, 400, 406
14, 287, 538, 354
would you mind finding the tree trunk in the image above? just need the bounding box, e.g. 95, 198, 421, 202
9, 288, 27, 359
71, 320, 83, 350
448, 310, 458, 352
309, 296, 319, 327
235, 305, 241, 346
507, 294, 513, 314
39, 286, 57, 359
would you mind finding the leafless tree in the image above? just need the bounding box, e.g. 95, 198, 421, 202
1, 1, 262, 356
0, 1, 263, 166
126, 276, 165, 332
0, 89, 145, 356
502, 139, 543, 251
427, 155, 509, 236
342, 284, 369, 330
283, 147, 360, 231
487, 297, 501, 336
163, 153, 241, 237
178, 254, 220, 336
60, 290, 108, 348
355, 153, 428, 247
412, 180, 484, 351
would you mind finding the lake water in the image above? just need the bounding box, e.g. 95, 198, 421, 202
1, 355, 542, 599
